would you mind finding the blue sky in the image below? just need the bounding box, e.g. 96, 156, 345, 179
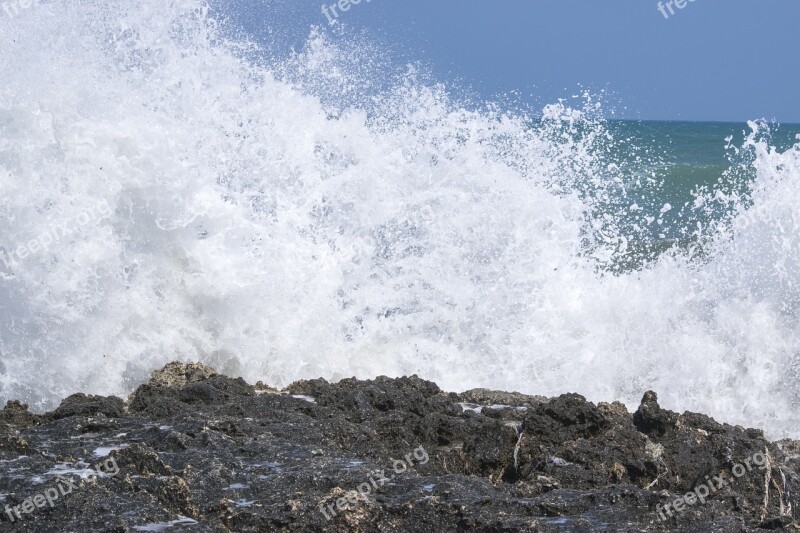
226, 0, 800, 123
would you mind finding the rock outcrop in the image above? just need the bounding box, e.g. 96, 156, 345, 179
0, 362, 797, 531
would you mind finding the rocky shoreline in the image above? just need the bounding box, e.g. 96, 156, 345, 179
0, 362, 798, 532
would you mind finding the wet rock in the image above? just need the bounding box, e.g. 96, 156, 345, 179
128, 365, 254, 418
0, 426, 29, 455
457, 388, 547, 407
50, 394, 126, 420
0, 361, 796, 531
146, 361, 219, 387
0, 400, 40, 428
633, 390, 678, 436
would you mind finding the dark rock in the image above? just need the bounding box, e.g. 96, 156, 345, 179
50, 393, 126, 420
633, 390, 677, 436
0, 361, 796, 531
458, 388, 547, 407
0, 400, 40, 428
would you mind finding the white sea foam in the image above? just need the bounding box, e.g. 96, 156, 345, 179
0, 0, 798, 438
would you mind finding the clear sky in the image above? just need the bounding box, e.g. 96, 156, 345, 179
226, 0, 800, 123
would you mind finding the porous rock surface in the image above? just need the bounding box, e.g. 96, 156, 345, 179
0, 362, 797, 531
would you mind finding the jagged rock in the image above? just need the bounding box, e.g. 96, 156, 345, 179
633, 390, 678, 436
0, 362, 796, 531
50, 394, 126, 420
128, 363, 253, 418
0, 400, 41, 428
458, 388, 547, 407
147, 361, 219, 388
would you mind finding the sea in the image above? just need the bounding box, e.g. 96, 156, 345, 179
1, 0, 799, 439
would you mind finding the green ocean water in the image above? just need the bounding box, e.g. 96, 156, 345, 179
609, 120, 800, 195
593, 120, 800, 270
